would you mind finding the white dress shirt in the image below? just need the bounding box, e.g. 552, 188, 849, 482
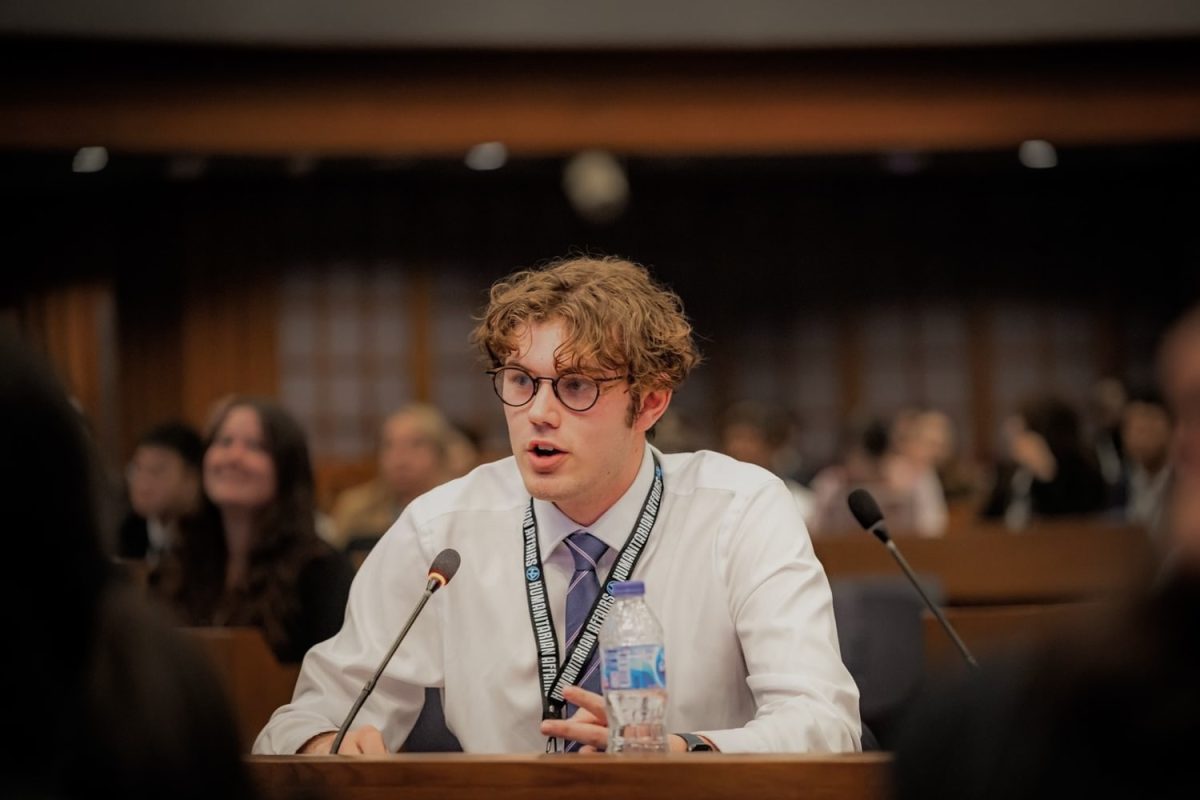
253, 444, 861, 754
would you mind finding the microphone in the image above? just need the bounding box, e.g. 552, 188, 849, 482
846, 489, 979, 670
330, 548, 461, 754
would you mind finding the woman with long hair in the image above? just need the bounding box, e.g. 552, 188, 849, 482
157, 397, 354, 663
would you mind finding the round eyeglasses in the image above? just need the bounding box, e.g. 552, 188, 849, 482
486, 366, 627, 412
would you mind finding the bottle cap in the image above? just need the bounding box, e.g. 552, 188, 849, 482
610, 580, 645, 597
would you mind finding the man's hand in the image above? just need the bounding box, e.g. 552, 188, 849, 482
540, 686, 695, 753
539, 685, 610, 752
298, 726, 388, 755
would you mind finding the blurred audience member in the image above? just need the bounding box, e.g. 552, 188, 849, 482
331, 403, 470, 552
652, 407, 707, 454
810, 415, 944, 536
116, 421, 204, 567
886, 408, 950, 536
718, 400, 815, 520
912, 408, 980, 502
980, 395, 1107, 529
1089, 376, 1129, 502
447, 418, 485, 475
1119, 387, 1172, 533
155, 397, 354, 664
1161, 303, 1200, 567
1, 333, 256, 800
893, 320, 1200, 800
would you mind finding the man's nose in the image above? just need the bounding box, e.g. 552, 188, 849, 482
527, 379, 561, 425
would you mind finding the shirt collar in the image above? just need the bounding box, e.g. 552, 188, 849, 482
534, 443, 656, 556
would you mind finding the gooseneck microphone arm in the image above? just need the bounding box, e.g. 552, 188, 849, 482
331, 548, 461, 754
846, 489, 979, 671
880, 537, 979, 670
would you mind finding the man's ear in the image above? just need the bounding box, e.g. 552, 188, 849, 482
634, 387, 673, 434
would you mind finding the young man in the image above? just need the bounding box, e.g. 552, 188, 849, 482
253, 255, 860, 755
117, 422, 204, 566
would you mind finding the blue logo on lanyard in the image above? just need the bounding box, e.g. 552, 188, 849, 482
526, 566, 541, 582
606, 581, 617, 594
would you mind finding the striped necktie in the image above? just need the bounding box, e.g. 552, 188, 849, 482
562, 530, 609, 751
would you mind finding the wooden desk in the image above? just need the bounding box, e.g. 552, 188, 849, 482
187, 628, 300, 750
814, 522, 1153, 605
921, 602, 1109, 670
248, 753, 892, 800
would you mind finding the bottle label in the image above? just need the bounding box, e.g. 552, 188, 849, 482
602, 644, 667, 691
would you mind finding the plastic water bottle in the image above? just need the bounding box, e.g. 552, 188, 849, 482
599, 580, 668, 753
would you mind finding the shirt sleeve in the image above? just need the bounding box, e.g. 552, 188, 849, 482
698, 477, 863, 753
252, 509, 441, 754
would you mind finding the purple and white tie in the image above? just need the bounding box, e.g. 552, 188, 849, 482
562, 530, 609, 751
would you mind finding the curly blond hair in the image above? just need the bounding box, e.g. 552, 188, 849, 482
472, 255, 701, 421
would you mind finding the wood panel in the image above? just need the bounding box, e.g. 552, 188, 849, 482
116, 272, 186, 459
19, 281, 120, 459
966, 302, 995, 460
814, 522, 1155, 605
409, 268, 434, 402
2, 43, 1199, 155
921, 601, 1110, 671
180, 266, 281, 430
248, 753, 892, 800
187, 627, 300, 752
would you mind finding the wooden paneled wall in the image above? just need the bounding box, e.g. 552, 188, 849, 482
3, 43, 1200, 155
19, 281, 120, 460
5, 39, 1197, 464
114, 262, 279, 457
179, 268, 280, 431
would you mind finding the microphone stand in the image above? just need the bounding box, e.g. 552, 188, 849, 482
331, 583, 437, 754
881, 537, 979, 670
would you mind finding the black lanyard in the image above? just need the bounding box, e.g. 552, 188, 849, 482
522, 454, 664, 727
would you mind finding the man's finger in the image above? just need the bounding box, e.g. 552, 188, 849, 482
562, 685, 607, 723
540, 719, 608, 749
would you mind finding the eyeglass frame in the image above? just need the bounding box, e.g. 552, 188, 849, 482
485, 365, 630, 412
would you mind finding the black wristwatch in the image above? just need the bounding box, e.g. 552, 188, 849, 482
675, 732, 714, 752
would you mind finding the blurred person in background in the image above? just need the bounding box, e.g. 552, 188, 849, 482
886, 408, 950, 536
810, 414, 946, 536
155, 397, 354, 664
980, 395, 1108, 529
331, 403, 473, 553
1118, 387, 1172, 534
718, 400, 815, 520
1161, 303, 1200, 568
893, 310, 1200, 800
1, 333, 256, 800
1089, 376, 1129, 505
643, 406, 706, 454
116, 421, 204, 568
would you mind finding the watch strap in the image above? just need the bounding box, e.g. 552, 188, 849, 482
675, 732, 714, 752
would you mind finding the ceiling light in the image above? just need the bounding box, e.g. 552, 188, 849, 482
1018, 140, 1058, 169
72, 146, 108, 173
465, 142, 508, 171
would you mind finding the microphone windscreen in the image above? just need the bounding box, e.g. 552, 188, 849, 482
428, 548, 462, 586
847, 488, 884, 531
